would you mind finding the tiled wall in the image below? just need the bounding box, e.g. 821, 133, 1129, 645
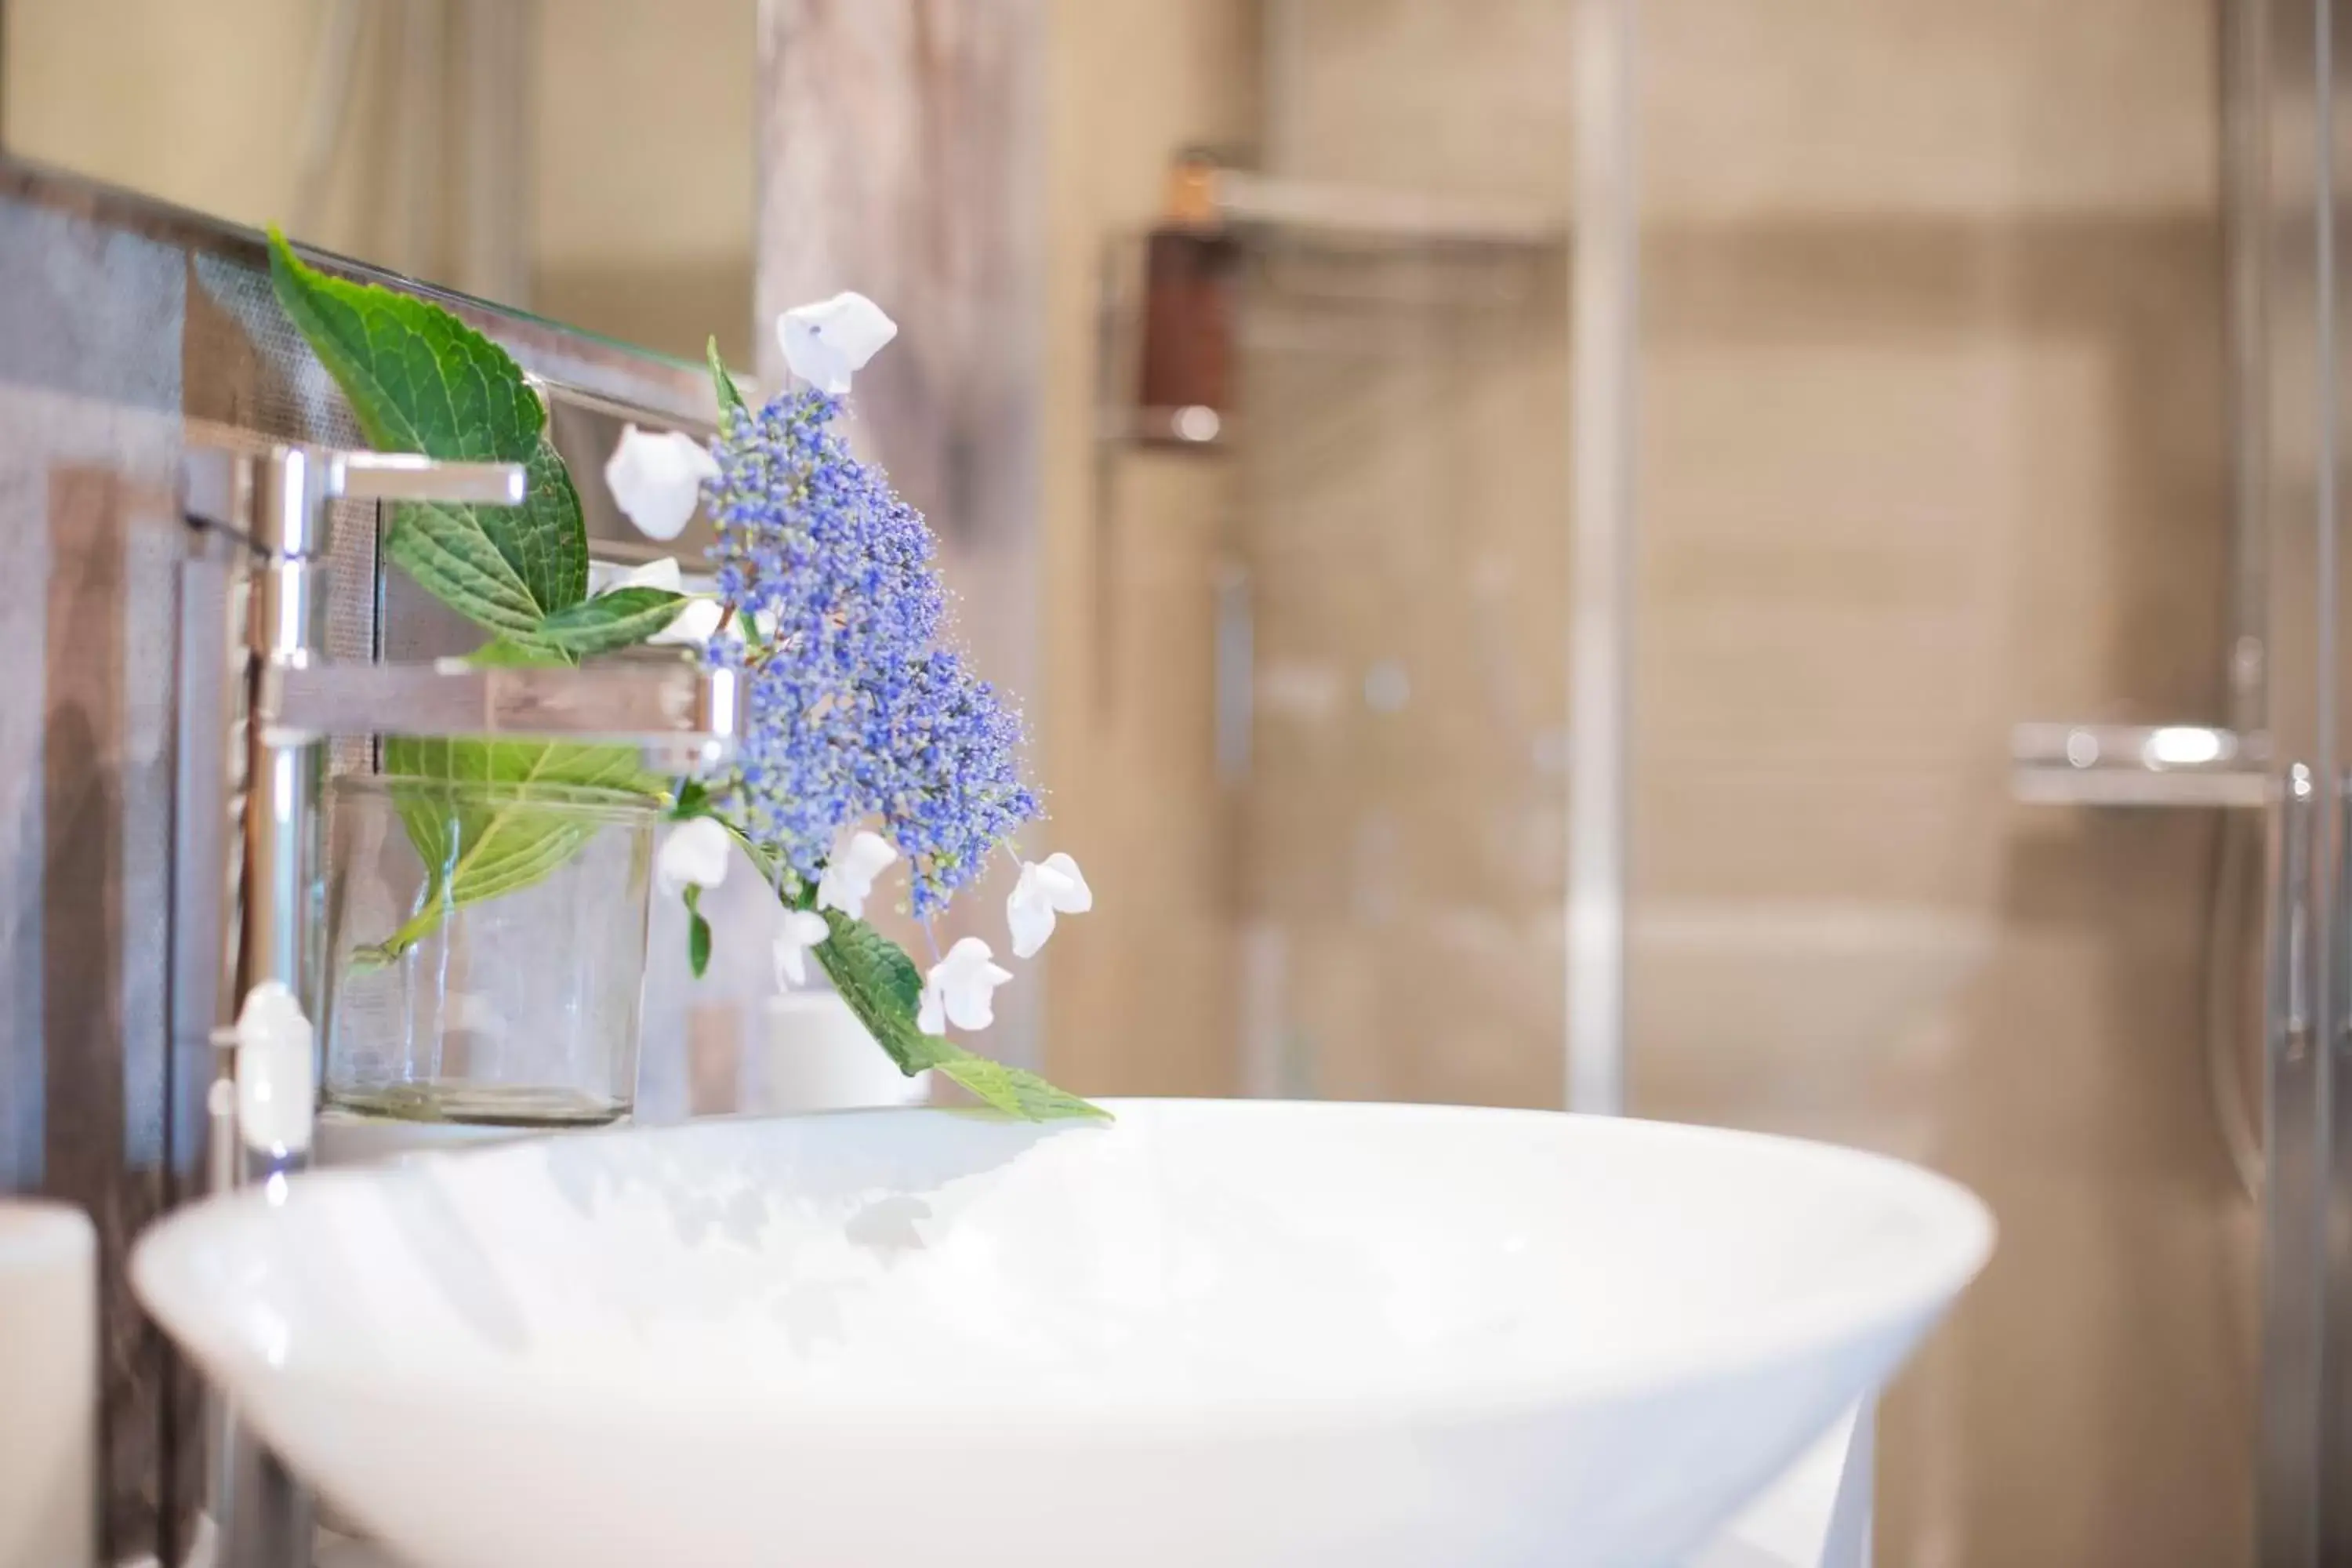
1636, 5, 2250, 1563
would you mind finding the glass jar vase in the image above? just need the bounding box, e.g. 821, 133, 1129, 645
320, 771, 659, 1127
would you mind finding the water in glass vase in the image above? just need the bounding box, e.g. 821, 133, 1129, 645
328, 1081, 629, 1127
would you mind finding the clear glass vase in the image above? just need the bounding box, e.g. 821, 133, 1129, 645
320, 772, 659, 1127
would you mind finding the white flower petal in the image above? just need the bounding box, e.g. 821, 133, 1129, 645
815, 829, 900, 920
777, 292, 898, 395
953, 960, 1017, 1032
944, 985, 996, 1033
921, 936, 1014, 1035
1039, 851, 1094, 913
655, 816, 732, 895
648, 597, 726, 648
840, 830, 898, 883
815, 872, 864, 920
613, 556, 684, 594
1007, 875, 1058, 958
771, 909, 830, 990
604, 426, 719, 542
1007, 851, 1094, 958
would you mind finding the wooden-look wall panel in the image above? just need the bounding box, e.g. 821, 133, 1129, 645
0, 190, 187, 1553
756, 0, 1042, 556
756, 0, 1047, 1058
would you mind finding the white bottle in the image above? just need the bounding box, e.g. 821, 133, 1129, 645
754, 991, 931, 1112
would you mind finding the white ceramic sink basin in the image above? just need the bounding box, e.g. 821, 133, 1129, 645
133, 1100, 1991, 1568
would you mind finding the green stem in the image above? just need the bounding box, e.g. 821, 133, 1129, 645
350, 897, 456, 972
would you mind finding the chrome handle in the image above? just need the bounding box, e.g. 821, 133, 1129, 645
270, 660, 742, 773
2011, 721, 2270, 808
2276, 764, 2316, 1062
180, 440, 527, 556
326, 450, 528, 505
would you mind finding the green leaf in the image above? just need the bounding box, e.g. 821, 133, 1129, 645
267, 228, 588, 633
386, 444, 586, 637
811, 909, 1107, 1121
356, 737, 657, 964
707, 336, 748, 431
535, 588, 690, 655
465, 636, 572, 669
685, 886, 713, 978
813, 911, 925, 1040
927, 1054, 1108, 1121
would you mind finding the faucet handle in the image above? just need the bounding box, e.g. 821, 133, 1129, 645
325, 451, 528, 506
268, 659, 742, 775
180, 439, 527, 556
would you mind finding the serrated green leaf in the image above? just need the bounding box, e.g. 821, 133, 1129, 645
931, 1055, 1109, 1120
535, 587, 690, 655
267, 228, 588, 633
355, 737, 658, 964
383, 443, 584, 637
707, 336, 748, 432
811, 909, 1107, 1121
814, 912, 926, 1047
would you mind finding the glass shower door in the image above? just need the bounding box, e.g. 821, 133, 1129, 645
1626, 4, 2256, 1566
1069, 2, 1586, 1112
1230, 227, 1573, 1109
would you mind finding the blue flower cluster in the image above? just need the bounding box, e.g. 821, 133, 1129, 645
706, 387, 1039, 915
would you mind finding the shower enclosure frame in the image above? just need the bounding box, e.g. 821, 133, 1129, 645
2253, 1, 2352, 1563
1562, 0, 1640, 1116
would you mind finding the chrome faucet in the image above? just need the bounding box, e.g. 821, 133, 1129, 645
170, 438, 739, 1568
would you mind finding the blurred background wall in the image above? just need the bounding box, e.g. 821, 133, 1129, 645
1036, 3, 2252, 1563
1040, 0, 1259, 1097
1630, 7, 2248, 1563
1, 0, 760, 368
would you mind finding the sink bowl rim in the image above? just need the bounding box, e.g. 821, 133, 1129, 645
132, 1098, 1995, 1433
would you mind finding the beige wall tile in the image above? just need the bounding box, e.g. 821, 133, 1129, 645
1641, 0, 2216, 221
